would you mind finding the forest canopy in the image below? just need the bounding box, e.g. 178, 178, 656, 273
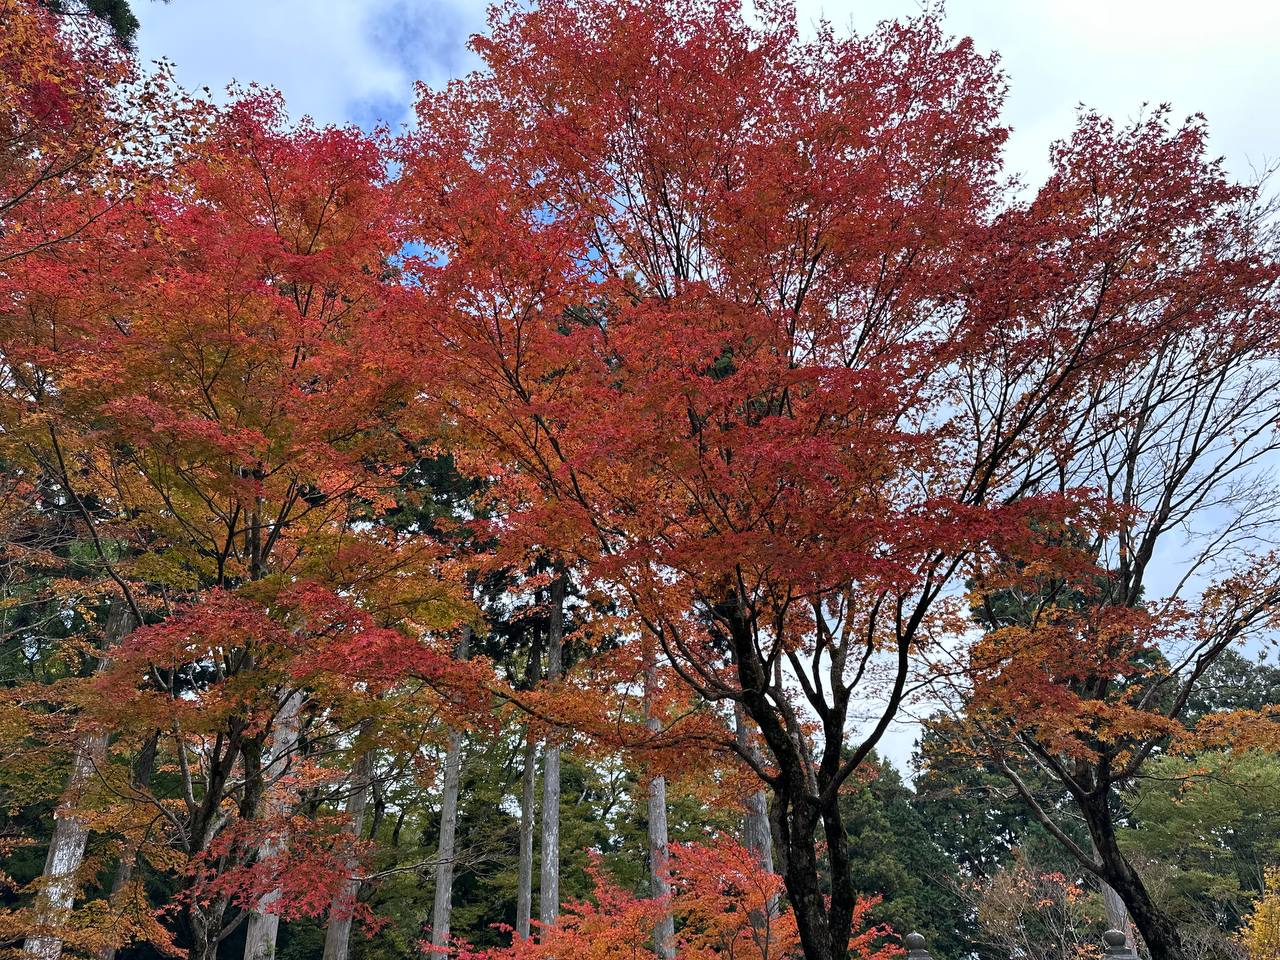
1, 2, 1278, 960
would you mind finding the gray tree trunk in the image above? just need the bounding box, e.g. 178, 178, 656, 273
430, 628, 472, 950
516, 732, 538, 939
98, 731, 159, 960
429, 728, 464, 948
322, 732, 376, 960
23, 732, 109, 960
645, 658, 676, 960
539, 572, 566, 932
516, 626, 544, 941
242, 689, 305, 960
734, 704, 774, 874
735, 702, 779, 952
23, 603, 134, 960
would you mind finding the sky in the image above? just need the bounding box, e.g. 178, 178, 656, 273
133, 0, 1280, 772
137, 0, 1280, 186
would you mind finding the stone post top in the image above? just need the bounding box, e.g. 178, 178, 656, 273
905, 932, 931, 959
1103, 929, 1132, 956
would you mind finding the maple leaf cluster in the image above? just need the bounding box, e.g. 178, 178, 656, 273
448, 841, 897, 960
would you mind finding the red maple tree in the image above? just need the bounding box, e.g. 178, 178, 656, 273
397, 3, 1280, 959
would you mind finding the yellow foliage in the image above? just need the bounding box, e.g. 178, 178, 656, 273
1240, 868, 1280, 960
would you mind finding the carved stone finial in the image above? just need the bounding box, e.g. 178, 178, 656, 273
1104, 930, 1132, 956
905, 932, 931, 960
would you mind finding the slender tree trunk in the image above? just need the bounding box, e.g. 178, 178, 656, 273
242, 689, 305, 960
428, 734, 464, 947
430, 628, 472, 950
734, 704, 774, 873
322, 731, 376, 960
97, 731, 160, 960
1102, 884, 1129, 933
537, 729, 560, 932
23, 732, 109, 960
645, 657, 675, 960
735, 702, 778, 954
646, 774, 675, 959
176, 719, 247, 960
23, 603, 134, 960
1081, 792, 1185, 960
539, 571, 565, 932
516, 626, 544, 941
516, 731, 539, 939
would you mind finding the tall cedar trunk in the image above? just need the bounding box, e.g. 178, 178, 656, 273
23, 602, 134, 960
735, 702, 777, 952
644, 656, 676, 960
430, 628, 472, 949
539, 571, 565, 931
734, 704, 774, 872
322, 731, 376, 960
516, 731, 539, 938
516, 624, 544, 940
242, 690, 305, 960
1082, 792, 1186, 960
428, 729, 464, 947
1102, 883, 1132, 939
97, 730, 160, 960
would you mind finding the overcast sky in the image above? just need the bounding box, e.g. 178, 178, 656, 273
133, 0, 1280, 773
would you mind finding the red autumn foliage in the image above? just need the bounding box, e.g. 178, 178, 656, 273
190, 814, 382, 929
446, 842, 898, 960
1, 2, 1277, 960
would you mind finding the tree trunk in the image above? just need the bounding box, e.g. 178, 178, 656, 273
23, 732, 109, 960
1082, 793, 1185, 960
735, 702, 778, 953
645, 657, 675, 960
430, 627, 472, 950
771, 792, 839, 960
1101, 883, 1130, 934
726, 607, 854, 960
187, 893, 230, 960
175, 718, 247, 960
429, 732, 464, 948
23, 602, 134, 960
539, 571, 565, 932
97, 730, 160, 960
322, 732, 376, 960
734, 704, 774, 873
538, 728, 560, 933
242, 689, 305, 960
516, 624, 544, 941
516, 731, 538, 939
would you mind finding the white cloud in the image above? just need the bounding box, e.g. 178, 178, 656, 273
797, 0, 1280, 185
135, 0, 486, 128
